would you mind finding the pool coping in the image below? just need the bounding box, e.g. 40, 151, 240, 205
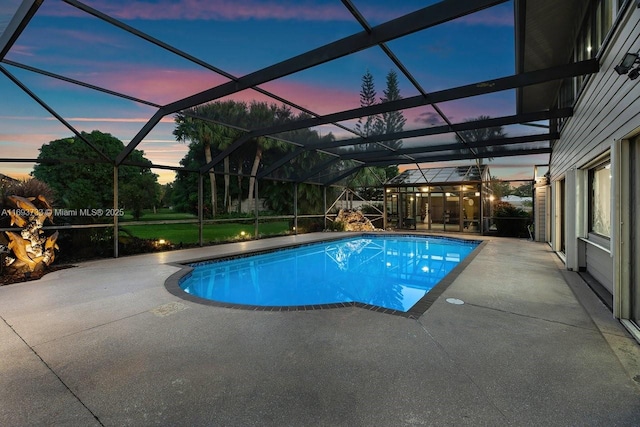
164, 233, 487, 318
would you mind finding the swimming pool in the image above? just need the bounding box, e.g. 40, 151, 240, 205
177, 234, 481, 315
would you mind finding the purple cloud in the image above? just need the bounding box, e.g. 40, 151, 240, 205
46, 0, 353, 22
414, 111, 446, 126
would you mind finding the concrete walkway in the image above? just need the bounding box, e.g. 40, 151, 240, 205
1, 234, 639, 426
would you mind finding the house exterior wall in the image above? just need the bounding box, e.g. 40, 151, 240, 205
549, 3, 640, 326
533, 184, 548, 242
550, 8, 640, 181
585, 240, 615, 292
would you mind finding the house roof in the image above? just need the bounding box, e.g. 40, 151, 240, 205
385, 165, 490, 186
515, 0, 591, 113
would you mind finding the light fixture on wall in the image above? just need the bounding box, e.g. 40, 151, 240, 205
614, 52, 640, 80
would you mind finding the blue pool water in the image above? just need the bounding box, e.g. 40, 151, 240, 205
180, 235, 479, 312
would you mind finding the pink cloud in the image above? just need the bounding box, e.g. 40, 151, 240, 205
62, 117, 174, 123
46, 1, 513, 26
4, 28, 131, 61
0, 133, 61, 157
67, 66, 230, 105
6, 44, 36, 57
346, 3, 512, 28
52, 28, 130, 49
71, 66, 362, 116
258, 80, 360, 116
47, 0, 352, 22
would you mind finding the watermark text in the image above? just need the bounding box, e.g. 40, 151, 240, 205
1, 208, 125, 217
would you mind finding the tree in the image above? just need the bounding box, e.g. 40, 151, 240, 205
490, 177, 512, 199
32, 130, 159, 213
170, 140, 212, 216
355, 70, 380, 142
379, 70, 406, 151
512, 182, 533, 197
172, 103, 340, 216
261, 182, 323, 216
174, 100, 295, 215
455, 116, 507, 163
174, 106, 225, 216
260, 125, 336, 214
245, 102, 293, 210
159, 183, 174, 208
351, 70, 407, 198
120, 172, 160, 220
378, 70, 406, 182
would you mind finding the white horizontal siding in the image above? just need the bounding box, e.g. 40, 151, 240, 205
534, 185, 547, 241
551, 7, 640, 179
586, 243, 614, 293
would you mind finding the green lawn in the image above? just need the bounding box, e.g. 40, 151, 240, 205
120, 220, 290, 245
118, 209, 291, 245
121, 209, 198, 222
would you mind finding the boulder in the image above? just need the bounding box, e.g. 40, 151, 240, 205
334, 209, 376, 231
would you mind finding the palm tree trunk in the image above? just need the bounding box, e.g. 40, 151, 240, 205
223, 157, 230, 213
204, 143, 217, 217
237, 159, 243, 213
247, 145, 263, 208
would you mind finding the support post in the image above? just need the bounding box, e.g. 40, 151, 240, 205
383, 186, 388, 230
398, 190, 404, 229
113, 165, 119, 258
480, 184, 484, 235
459, 189, 464, 231
198, 173, 204, 247
254, 178, 259, 238
323, 186, 327, 230
293, 183, 298, 235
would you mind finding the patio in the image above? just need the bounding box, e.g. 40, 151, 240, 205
1, 234, 639, 426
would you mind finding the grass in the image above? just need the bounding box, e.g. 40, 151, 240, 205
120, 222, 290, 245
119, 209, 290, 244
121, 209, 198, 222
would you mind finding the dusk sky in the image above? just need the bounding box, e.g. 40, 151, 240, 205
0, 0, 544, 183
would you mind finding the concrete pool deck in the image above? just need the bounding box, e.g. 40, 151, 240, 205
1, 233, 639, 426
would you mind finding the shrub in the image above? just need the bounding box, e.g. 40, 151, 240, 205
493, 202, 531, 237
360, 203, 383, 214
331, 220, 346, 232
1, 178, 56, 208
292, 218, 324, 233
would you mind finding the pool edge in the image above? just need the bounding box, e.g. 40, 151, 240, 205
404, 239, 488, 318
163, 234, 487, 318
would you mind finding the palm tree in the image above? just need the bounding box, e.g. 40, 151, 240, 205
454, 115, 507, 164
245, 103, 295, 208
175, 101, 339, 214
173, 112, 218, 216
175, 101, 250, 214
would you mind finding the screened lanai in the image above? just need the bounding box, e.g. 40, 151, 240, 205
0, 0, 598, 258
384, 165, 492, 233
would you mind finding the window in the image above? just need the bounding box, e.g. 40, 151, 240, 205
589, 161, 611, 237
555, 0, 620, 113
598, 0, 614, 48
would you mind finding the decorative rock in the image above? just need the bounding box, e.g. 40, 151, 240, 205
334, 209, 376, 231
